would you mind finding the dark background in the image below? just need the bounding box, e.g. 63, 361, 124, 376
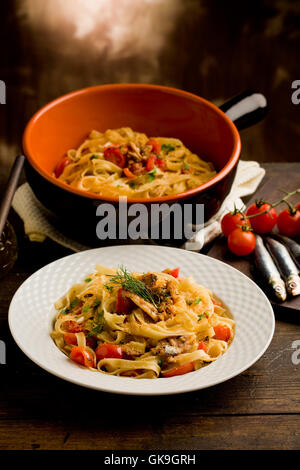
0, 0, 299, 191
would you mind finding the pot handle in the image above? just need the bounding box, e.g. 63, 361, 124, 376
219, 90, 268, 130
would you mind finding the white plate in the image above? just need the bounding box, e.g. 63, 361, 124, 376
8, 245, 275, 395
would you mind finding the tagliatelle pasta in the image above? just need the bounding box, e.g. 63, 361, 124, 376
55, 127, 216, 198
51, 265, 235, 379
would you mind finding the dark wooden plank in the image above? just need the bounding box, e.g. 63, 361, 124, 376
208, 163, 300, 311
0, 415, 299, 450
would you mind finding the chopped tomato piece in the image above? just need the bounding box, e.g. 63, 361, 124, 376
64, 332, 77, 345
169, 267, 180, 278
156, 158, 167, 171
198, 341, 207, 352
161, 361, 194, 378
123, 167, 136, 179
214, 325, 231, 342
146, 154, 157, 172
147, 138, 161, 155
54, 157, 71, 178
104, 146, 126, 168
64, 320, 84, 333
70, 346, 95, 367
116, 288, 133, 314
95, 343, 123, 361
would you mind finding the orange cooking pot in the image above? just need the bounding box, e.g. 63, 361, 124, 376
23, 84, 267, 246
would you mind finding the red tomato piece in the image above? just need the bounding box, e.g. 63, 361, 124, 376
104, 146, 126, 168
54, 157, 72, 178
147, 138, 161, 155
146, 154, 157, 172
198, 341, 207, 352
156, 158, 167, 171
221, 211, 250, 237
70, 346, 95, 367
161, 361, 194, 378
227, 228, 256, 256
123, 167, 136, 179
214, 325, 231, 342
116, 289, 133, 315
95, 343, 123, 361
246, 203, 277, 234
64, 332, 77, 345
64, 320, 84, 333
277, 208, 300, 238
169, 267, 180, 278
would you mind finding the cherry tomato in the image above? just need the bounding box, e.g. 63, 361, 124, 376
214, 325, 231, 342
95, 343, 123, 361
146, 154, 157, 172
277, 208, 300, 237
169, 267, 180, 278
116, 289, 133, 315
70, 346, 95, 367
227, 228, 256, 256
63, 320, 84, 333
104, 146, 126, 168
198, 341, 207, 352
221, 211, 250, 237
64, 332, 77, 345
246, 203, 277, 234
161, 361, 194, 378
54, 157, 72, 178
156, 158, 167, 171
123, 167, 136, 179
147, 138, 161, 155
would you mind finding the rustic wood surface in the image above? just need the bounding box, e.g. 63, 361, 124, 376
0, 0, 300, 451
0, 164, 299, 450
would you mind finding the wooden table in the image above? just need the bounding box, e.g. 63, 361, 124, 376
0, 163, 299, 451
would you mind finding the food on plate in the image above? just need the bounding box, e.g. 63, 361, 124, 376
51, 265, 235, 379
227, 227, 256, 256
246, 202, 277, 234
265, 237, 300, 296
254, 235, 286, 301
54, 127, 216, 198
277, 207, 300, 238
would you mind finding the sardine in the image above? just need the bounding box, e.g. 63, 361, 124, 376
265, 237, 300, 296
254, 235, 286, 301
272, 234, 300, 269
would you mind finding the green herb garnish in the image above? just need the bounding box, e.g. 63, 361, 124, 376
85, 278, 92, 283
158, 359, 163, 367
90, 155, 98, 160
106, 266, 160, 308
148, 168, 157, 182
161, 144, 175, 154
183, 161, 189, 170
70, 298, 80, 309
186, 300, 193, 306
60, 308, 69, 315
194, 298, 202, 305
83, 305, 90, 313
198, 313, 205, 321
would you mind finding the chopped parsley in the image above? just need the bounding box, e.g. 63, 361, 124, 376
60, 308, 69, 315
183, 161, 189, 170
88, 310, 105, 337
85, 278, 92, 283
70, 298, 80, 309
198, 313, 206, 321
194, 298, 202, 305
148, 168, 157, 182
158, 359, 163, 367
161, 144, 175, 154
83, 305, 90, 313
90, 155, 98, 160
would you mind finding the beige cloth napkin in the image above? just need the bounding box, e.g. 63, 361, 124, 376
12, 160, 265, 253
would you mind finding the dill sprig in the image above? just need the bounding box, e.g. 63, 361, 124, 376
105, 266, 160, 308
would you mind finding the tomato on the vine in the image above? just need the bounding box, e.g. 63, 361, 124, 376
277, 207, 300, 237
221, 210, 250, 237
227, 227, 256, 256
246, 202, 277, 234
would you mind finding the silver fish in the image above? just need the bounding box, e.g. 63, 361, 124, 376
265, 237, 300, 296
254, 235, 286, 301
273, 234, 300, 269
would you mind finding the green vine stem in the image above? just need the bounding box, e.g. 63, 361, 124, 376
242, 188, 300, 220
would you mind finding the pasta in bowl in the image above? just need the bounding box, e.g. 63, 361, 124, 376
54, 127, 216, 198
51, 265, 234, 379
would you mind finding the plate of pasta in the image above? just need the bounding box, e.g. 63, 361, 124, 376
8, 246, 275, 395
